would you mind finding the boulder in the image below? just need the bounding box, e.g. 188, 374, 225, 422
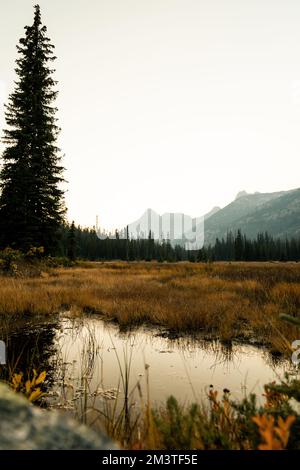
0, 383, 117, 450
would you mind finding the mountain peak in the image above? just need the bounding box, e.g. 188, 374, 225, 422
235, 190, 248, 200
204, 206, 221, 220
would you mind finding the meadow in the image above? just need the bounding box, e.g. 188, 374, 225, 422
1, 259, 300, 449
0, 260, 300, 355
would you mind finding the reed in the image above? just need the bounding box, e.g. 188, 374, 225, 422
1, 313, 299, 450
1, 261, 300, 353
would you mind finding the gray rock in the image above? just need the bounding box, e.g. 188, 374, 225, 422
0, 383, 117, 450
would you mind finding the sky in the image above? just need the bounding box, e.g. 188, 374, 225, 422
1, 0, 300, 230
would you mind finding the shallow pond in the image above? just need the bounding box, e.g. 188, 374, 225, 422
0, 314, 294, 423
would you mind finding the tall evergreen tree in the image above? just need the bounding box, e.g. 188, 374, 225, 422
0, 5, 65, 253
67, 221, 77, 261
234, 229, 243, 261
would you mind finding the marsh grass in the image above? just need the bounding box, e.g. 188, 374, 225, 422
46, 341, 300, 450
1, 261, 300, 353
1, 315, 299, 450
52, 335, 300, 450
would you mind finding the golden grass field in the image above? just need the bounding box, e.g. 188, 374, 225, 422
1, 261, 300, 354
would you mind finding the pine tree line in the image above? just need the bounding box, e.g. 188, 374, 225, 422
61, 224, 300, 262
59, 224, 188, 262
199, 229, 300, 262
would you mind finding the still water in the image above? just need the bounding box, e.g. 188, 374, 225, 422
0, 314, 292, 419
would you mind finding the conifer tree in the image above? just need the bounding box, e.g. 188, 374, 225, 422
0, 5, 65, 253
234, 229, 243, 261
67, 221, 77, 261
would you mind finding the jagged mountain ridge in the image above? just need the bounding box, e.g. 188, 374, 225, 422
204, 188, 300, 245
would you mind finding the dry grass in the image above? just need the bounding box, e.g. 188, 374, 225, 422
0, 261, 300, 353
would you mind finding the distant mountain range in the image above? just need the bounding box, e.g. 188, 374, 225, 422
204, 188, 300, 245
125, 208, 204, 250
118, 187, 300, 249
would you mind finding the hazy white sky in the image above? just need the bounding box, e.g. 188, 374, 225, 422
1, 0, 300, 229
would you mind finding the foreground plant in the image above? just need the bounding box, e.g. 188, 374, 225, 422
4, 359, 300, 450
10, 370, 47, 403
148, 381, 298, 450
252, 414, 295, 450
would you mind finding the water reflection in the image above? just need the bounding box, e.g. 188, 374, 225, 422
0, 314, 293, 427
0, 317, 58, 389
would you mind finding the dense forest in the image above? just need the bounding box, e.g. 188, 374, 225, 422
203, 229, 300, 262
59, 224, 300, 262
